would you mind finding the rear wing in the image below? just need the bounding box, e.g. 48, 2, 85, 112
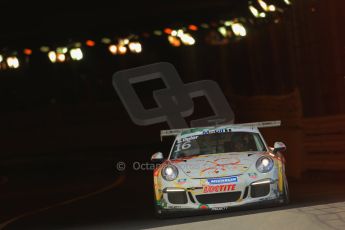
160, 128, 190, 141
160, 120, 281, 141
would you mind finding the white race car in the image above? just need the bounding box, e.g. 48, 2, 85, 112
151, 121, 289, 217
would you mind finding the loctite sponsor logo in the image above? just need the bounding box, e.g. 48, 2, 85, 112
203, 184, 236, 193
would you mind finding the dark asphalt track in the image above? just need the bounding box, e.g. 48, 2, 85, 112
1, 151, 345, 230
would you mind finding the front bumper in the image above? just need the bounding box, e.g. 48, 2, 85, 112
157, 178, 282, 212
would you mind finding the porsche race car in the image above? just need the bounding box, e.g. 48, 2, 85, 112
151, 121, 289, 217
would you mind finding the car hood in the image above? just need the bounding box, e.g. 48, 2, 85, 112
170, 152, 264, 178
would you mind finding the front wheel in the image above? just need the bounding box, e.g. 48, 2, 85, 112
154, 204, 166, 218
282, 175, 290, 205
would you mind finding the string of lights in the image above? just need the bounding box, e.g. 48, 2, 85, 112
0, 0, 292, 71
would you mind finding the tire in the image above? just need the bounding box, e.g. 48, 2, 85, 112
282, 175, 290, 205
154, 204, 165, 218
155, 206, 177, 219
154, 204, 188, 219
154, 201, 172, 219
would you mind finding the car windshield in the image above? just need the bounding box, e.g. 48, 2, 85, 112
170, 131, 266, 159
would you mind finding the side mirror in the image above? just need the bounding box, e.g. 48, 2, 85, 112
151, 152, 164, 162
273, 142, 286, 153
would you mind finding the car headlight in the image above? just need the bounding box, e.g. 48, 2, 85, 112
256, 156, 274, 173
161, 165, 178, 181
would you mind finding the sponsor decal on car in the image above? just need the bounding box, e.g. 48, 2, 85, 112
211, 207, 228, 211
169, 206, 184, 209
201, 158, 241, 174
177, 178, 187, 184
160, 199, 168, 208
202, 128, 231, 135
248, 172, 258, 179
177, 135, 199, 143
207, 176, 238, 185
203, 184, 236, 193
198, 204, 209, 209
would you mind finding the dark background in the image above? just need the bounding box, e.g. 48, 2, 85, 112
0, 0, 345, 229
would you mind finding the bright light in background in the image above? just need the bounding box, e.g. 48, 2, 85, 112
168, 35, 181, 47
108, 45, 117, 55
128, 42, 142, 53
118, 45, 127, 55
218, 26, 228, 37
85, 40, 95, 47
173, 29, 196, 46
70, 48, 83, 61
284, 0, 291, 5
123, 39, 130, 45
171, 30, 178, 36
57, 47, 68, 54
101, 37, 111, 44
23, 48, 32, 55
177, 29, 184, 38
180, 33, 195, 45
164, 28, 173, 35
258, 0, 268, 11
57, 53, 66, 62
153, 30, 162, 36
188, 24, 198, 31
258, 0, 276, 12
0, 54, 3, 63
231, 23, 247, 37
6, 57, 20, 69
40, 46, 50, 53
249, 5, 260, 18
48, 51, 57, 63
268, 5, 276, 12
224, 20, 232, 27
260, 12, 266, 18
74, 42, 82, 48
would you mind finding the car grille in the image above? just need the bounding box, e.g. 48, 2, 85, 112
250, 183, 270, 198
167, 191, 188, 204
196, 192, 241, 204
243, 186, 249, 199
